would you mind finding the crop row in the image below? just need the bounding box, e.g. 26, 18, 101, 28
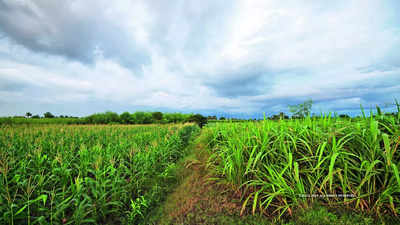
205, 112, 400, 218
0, 124, 199, 224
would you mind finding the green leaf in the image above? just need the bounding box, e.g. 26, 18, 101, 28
15, 205, 27, 216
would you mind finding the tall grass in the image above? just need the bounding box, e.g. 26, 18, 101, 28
206, 109, 400, 219
0, 124, 199, 224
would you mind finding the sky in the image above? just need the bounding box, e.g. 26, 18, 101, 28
0, 0, 399, 118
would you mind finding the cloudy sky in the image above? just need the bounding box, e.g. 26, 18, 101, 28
0, 0, 399, 118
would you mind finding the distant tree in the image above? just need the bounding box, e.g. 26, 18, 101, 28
133, 112, 145, 124
270, 115, 279, 120
152, 112, 163, 121
270, 112, 288, 120
132, 112, 152, 124
164, 113, 173, 123
105, 111, 120, 124
289, 99, 313, 118
182, 113, 192, 123
219, 117, 226, 120
165, 113, 187, 123
129, 113, 136, 124
32, 114, 40, 119
143, 112, 153, 124
188, 114, 207, 128
44, 112, 55, 118
84, 111, 120, 124
25, 112, 32, 118
207, 115, 217, 120
59, 115, 65, 118
160, 118, 168, 124
280, 112, 289, 119
339, 114, 350, 118
120, 112, 133, 124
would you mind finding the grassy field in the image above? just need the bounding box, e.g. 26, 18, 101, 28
1, 111, 400, 224
0, 124, 199, 224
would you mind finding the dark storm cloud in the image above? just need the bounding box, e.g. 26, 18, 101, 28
203, 66, 310, 98
249, 71, 400, 115
0, 0, 150, 69
205, 72, 266, 98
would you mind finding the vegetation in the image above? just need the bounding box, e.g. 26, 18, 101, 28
149, 127, 384, 225
289, 99, 313, 118
43, 112, 55, 118
0, 117, 83, 125
270, 112, 289, 120
205, 107, 400, 221
0, 124, 199, 224
152, 112, 163, 121
187, 114, 208, 128
0, 111, 197, 126
1, 102, 400, 224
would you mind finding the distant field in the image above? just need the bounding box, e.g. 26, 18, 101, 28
0, 124, 199, 224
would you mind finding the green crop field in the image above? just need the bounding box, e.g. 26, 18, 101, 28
1, 110, 400, 224
204, 112, 400, 221
1, 1, 399, 224
0, 124, 199, 224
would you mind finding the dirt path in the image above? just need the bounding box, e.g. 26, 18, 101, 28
164, 142, 241, 223
150, 134, 271, 225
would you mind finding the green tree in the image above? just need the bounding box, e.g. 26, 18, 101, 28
164, 113, 186, 123
143, 112, 153, 124
339, 114, 350, 118
120, 112, 133, 124
187, 114, 207, 128
289, 99, 313, 118
207, 115, 217, 120
135, 112, 145, 124
25, 112, 32, 118
152, 112, 163, 121
270, 112, 289, 120
44, 112, 55, 118
105, 111, 120, 124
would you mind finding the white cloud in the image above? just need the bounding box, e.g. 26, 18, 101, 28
0, 0, 399, 116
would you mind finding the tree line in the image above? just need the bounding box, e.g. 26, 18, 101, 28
84, 111, 193, 125
4, 100, 399, 126
3, 111, 208, 128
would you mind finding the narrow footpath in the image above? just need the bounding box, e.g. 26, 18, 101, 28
149, 132, 270, 225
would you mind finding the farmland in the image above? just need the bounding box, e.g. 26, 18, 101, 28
0, 124, 199, 224
205, 112, 400, 219
1, 110, 400, 224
